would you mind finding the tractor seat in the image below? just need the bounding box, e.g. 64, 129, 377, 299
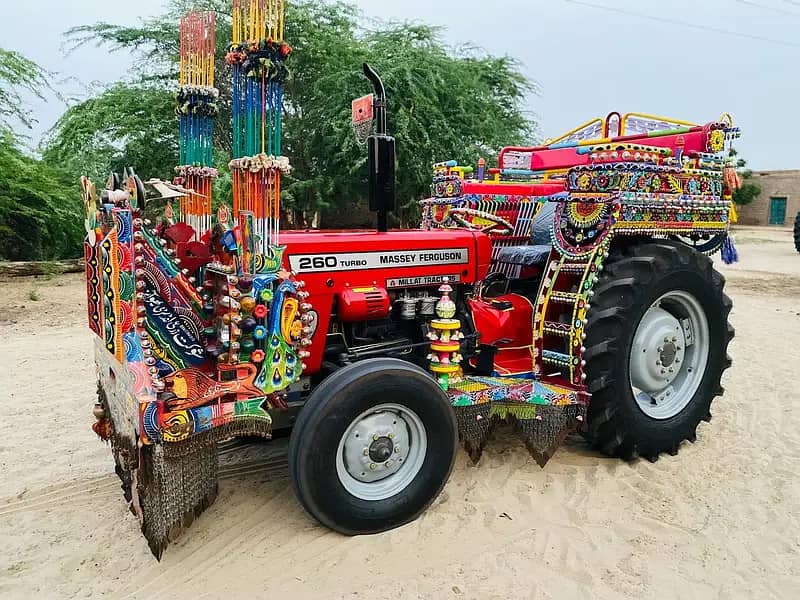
496, 200, 558, 267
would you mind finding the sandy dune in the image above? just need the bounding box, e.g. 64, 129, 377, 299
1, 227, 798, 599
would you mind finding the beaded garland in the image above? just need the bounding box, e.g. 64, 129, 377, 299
568, 163, 724, 197
552, 198, 617, 258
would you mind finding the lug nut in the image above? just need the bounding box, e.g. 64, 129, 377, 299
370, 463, 377, 470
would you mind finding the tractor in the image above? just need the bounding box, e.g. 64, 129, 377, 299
83, 2, 737, 559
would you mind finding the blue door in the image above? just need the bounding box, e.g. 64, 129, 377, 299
769, 197, 787, 225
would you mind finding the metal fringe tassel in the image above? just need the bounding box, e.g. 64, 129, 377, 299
137, 442, 219, 560
453, 403, 587, 467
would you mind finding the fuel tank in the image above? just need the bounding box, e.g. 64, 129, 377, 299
279, 228, 493, 373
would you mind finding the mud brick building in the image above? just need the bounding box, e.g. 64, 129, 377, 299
735, 170, 800, 226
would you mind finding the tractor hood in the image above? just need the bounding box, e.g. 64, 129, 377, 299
279, 228, 493, 289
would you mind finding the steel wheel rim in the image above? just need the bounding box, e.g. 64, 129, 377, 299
629, 290, 710, 420
336, 403, 427, 501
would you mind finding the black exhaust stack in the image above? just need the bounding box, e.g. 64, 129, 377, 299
363, 63, 396, 233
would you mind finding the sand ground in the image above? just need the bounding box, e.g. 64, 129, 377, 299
0, 227, 798, 599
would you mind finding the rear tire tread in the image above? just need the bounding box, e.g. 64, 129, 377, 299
583, 241, 733, 461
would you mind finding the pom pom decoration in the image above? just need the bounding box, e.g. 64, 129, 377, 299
721, 234, 739, 264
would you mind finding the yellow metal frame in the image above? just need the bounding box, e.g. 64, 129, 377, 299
619, 112, 698, 135
542, 118, 604, 146
542, 113, 701, 147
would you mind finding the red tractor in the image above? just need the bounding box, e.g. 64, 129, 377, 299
85, 55, 736, 556
281, 72, 737, 537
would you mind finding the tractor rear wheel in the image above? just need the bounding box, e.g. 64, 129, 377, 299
583, 241, 733, 461
793, 212, 800, 253
289, 358, 457, 534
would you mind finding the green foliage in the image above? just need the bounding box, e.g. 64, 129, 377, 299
48, 0, 536, 228
63, 0, 234, 150
43, 85, 178, 184
730, 148, 761, 206
283, 11, 535, 224
0, 47, 49, 131
0, 49, 82, 261
733, 180, 761, 206
0, 129, 83, 260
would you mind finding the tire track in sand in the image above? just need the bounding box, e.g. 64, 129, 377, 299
0, 475, 120, 516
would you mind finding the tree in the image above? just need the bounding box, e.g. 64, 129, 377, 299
47, 0, 536, 226
282, 14, 535, 225
0, 129, 84, 260
0, 48, 49, 132
729, 148, 761, 206
43, 84, 178, 184
0, 48, 83, 261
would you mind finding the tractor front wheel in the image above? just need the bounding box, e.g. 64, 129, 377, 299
583, 241, 733, 461
289, 358, 457, 534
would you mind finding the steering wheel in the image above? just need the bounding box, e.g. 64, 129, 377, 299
446, 207, 513, 235
476, 271, 509, 299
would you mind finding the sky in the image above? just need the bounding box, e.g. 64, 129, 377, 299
2, 0, 798, 170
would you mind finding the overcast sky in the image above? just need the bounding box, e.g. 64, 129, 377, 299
3, 0, 798, 169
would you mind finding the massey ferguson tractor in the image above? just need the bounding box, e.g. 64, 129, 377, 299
83, 1, 737, 559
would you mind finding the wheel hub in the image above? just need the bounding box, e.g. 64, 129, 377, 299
341, 410, 411, 484
659, 341, 677, 367
368, 436, 394, 462
628, 291, 710, 420
630, 306, 685, 393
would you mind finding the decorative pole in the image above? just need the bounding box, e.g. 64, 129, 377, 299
176, 10, 218, 238
227, 0, 292, 255
427, 278, 464, 390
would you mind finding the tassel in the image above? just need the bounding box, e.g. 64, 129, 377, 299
721, 234, 739, 264
729, 201, 738, 224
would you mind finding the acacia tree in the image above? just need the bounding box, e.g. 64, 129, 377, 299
46, 0, 536, 226
43, 85, 178, 183
0, 48, 49, 132
0, 48, 83, 261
